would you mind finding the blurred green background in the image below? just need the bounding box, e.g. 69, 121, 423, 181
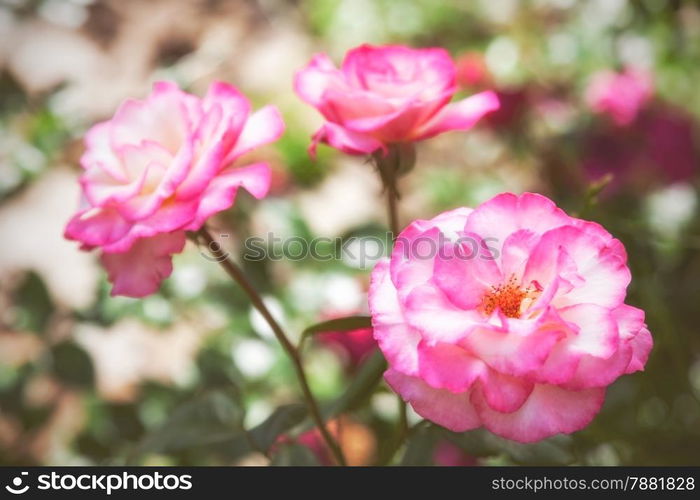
0, 0, 698, 466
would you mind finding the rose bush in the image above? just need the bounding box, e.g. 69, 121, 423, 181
294, 44, 499, 155
65, 81, 284, 297
369, 192, 652, 442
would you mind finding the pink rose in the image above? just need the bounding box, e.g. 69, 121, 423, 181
368, 193, 652, 443
294, 44, 499, 155
65, 81, 284, 297
585, 68, 653, 126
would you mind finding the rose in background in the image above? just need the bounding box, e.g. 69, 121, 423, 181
455, 52, 491, 89
581, 69, 698, 191
64, 81, 284, 297
315, 311, 376, 371
276, 416, 376, 466
585, 68, 653, 127
369, 193, 652, 443
294, 44, 499, 156
433, 440, 477, 466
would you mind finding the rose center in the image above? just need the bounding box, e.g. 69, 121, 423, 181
481, 275, 541, 319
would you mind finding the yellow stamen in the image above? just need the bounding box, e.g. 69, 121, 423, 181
481, 275, 540, 319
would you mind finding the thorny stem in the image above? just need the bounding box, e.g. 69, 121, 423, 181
197, 228, 347, 466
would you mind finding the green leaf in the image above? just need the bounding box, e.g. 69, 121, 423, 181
324, 349, 386, 418
439, 428, 499, 458
249, 404, 308, 452
300, 316, 372, 349
51, 341, 94, 389
440, 428, 574, 465
14, 271, 53, 335
270, 443, 320, 466
500, 436, 574, 465
401, 424, 440, 466
138, 390, 245, 455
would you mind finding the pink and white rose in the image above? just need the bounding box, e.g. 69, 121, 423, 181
294, 44, 499, 155
368, 193, 652, 443
65, 81, 284, 297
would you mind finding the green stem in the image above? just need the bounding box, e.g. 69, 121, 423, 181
197, 228, 347, 466
385, 175, 401, 238
372, 144, 415, 464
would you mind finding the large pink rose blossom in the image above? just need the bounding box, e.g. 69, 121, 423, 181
368, 193, 652, 443
294, 44, 499, 155
585, 68, 653, 126
65, 81, 284, 297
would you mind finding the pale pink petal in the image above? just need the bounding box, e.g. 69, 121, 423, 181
183, 162, 272, 231
82, 141, 172, 207
81, 122, 126, 181
465, 192, 570, 247
522, 233, 584, 297
117, 141, 172, 183
391, 225, 442, 299
390, 207, 473, 296
110, 82, 192, 154
340, 92, 453, 142
529, 341, 582, 385
461, 315, 565, 376
320, 87, 397, 126
540, 228, 631, 309
176, 82, 255, 199
403, 284, 481, 344
115, 140, 195, 221
561, 348, 633, 390
417, 341, 486, 393
472, 384, 606, 443
368, 259, 421, 375
102, 199, 198, 253
178, 124, 234, 200
202, 81, 250, 128
499, 229, 540, 279
64, 207, 131, 248
413, 91, 499, 141
309, 122, 385, 156
571, 218, 617, 246
613, 304, 652, 374
80, 164, 146, 207
478, 368, 534, 413
432, 233, 502, 310
557, 303, 620, 358
558, 304, 642, 388
385, 369, 481, 432
342, 45, 455, 100
101, 231, 186, 298
228, 105, 285, 161
626, 327, 652, 374
294, 53, 345, 107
